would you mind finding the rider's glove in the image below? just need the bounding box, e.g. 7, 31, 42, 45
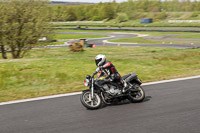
95, 67, 100, 72
96, 66, 103, 72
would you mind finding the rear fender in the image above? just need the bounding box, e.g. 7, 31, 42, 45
130, 79, 142, 85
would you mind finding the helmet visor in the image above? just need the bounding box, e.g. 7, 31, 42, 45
95, 59, 101, 66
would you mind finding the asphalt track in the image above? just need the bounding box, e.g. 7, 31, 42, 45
57, 32, 200, 49
0, 77, 200, 133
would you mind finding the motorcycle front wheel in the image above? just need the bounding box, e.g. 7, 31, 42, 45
128, 84, 145, 103
80, 90, 102, 110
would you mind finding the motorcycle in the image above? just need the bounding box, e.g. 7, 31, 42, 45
80, 68, 145, 110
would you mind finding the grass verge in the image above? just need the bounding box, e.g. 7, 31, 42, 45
110, 37, 200, 44
108, 32, 200, 44
53, 34, 109, 40
37, 33, 110, 46
0, 46, 200, 102
172, 34, 200, 39
54, 29, 200, 44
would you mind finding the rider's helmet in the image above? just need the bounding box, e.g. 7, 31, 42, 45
95, 54, 106, 67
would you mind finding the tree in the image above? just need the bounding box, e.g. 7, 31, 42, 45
0, 0, 52, 59
65, 6, 77, 21
0, 3, 7, 59
99, 3, 115, 20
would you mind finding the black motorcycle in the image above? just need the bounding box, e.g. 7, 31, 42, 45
80, 68, 145, 110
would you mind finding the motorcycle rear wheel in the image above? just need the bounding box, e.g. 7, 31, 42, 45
128, 84, 145, 103
80, 90, 102, 110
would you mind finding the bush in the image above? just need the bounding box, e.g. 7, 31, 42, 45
155, 11, 167, 20
92, 16, 102, 21
128, 11, 148, 20
191, 12, 199, 18
172, 13, 183, 18
116, 13, 129, 23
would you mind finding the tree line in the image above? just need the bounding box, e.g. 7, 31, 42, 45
51, 0, 200, 22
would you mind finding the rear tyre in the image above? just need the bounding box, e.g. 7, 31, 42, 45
80, 90, 102, 110
128, 84, 145, 103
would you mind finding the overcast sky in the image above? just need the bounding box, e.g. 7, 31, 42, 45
51, 0, 128, 3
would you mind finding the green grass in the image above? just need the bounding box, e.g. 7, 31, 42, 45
36, 33, 110, 46
52, 19, 200, 27
110, 37, 165, 44
0, 46, 200, 102
105, 31, 200, 44
110, 37, 200, 44
54, 29, 196, 35
53, 29, 200, 44
53, 33, 109, 40
173, 34, 200, 39
53, 25, 200, 29
48, 30, 200, 46
55, 29, 118, 33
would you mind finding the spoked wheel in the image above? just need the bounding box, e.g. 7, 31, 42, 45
80, 91, 102, 110
128, 84, 145, 103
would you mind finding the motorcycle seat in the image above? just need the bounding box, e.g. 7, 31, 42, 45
122, 74, 131, 80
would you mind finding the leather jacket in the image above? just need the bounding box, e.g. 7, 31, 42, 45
97, 61, 121, 82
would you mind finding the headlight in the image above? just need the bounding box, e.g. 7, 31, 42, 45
84, 79, 89, 86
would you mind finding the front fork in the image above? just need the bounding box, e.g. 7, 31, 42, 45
91, 78, 94, 99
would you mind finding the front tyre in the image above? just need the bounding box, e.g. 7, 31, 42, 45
80, 90, 102, 110
128, 84, 145, 103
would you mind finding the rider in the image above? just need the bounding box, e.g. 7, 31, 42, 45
95, 54, 127, 92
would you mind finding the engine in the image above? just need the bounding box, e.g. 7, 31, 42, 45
103, 84, 120, 96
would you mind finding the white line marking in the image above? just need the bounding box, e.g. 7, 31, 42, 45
142, 75, 200, 86
0, 92, 81, 106
0, 75, 200, 106
102, 40, 138, 44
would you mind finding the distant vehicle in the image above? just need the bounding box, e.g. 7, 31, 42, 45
38, 37, 47, 41
68, 39, 94, 52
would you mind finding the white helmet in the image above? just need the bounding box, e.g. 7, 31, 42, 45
95, 54, 106, 66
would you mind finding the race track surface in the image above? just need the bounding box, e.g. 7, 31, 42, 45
57, 32, 200, 49
0, 77, 200, 133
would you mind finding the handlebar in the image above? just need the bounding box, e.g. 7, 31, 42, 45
92, 67, 101, 78
92, 71, 98, 78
